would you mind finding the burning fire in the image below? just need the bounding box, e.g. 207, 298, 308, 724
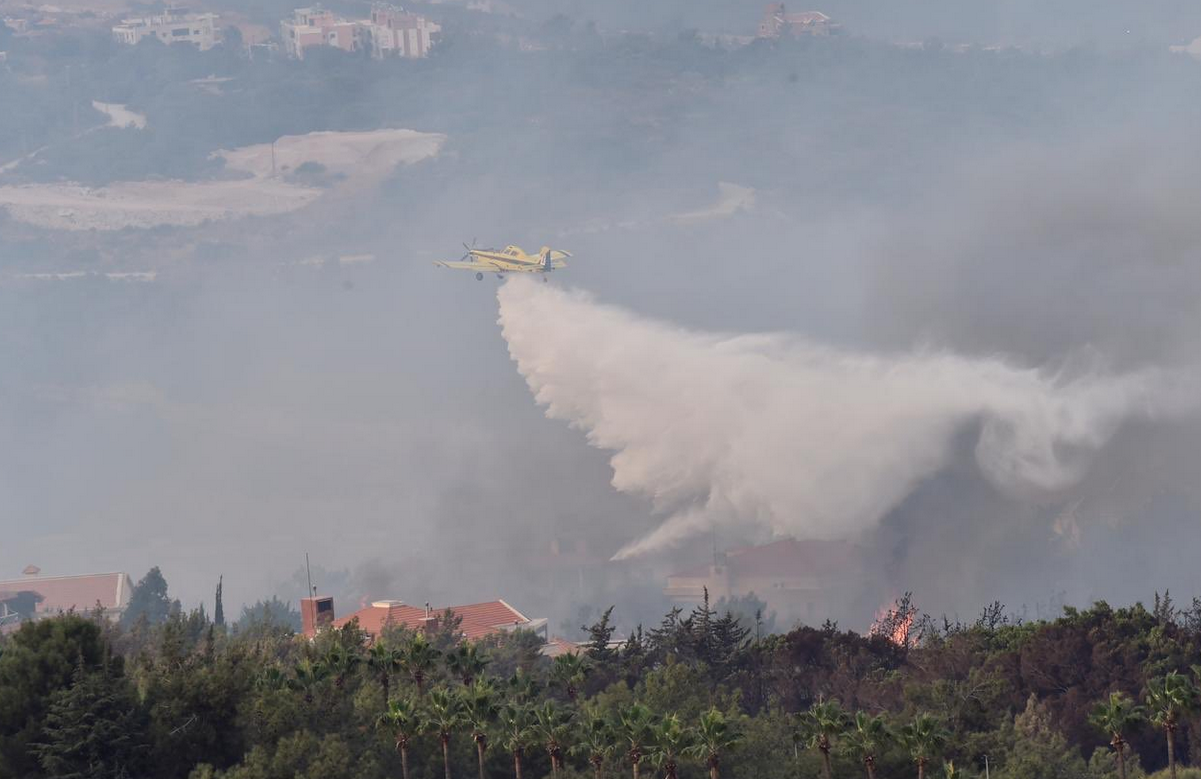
869, 596, 916, 647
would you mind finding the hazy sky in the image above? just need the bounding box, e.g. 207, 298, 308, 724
3, 5, 1201, 630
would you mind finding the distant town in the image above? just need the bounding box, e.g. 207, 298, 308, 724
0, 2, 844, 62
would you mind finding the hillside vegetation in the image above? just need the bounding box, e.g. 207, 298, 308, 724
5, 573, 1201, 779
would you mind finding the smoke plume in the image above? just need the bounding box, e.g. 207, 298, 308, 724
497, 278, 1196, 560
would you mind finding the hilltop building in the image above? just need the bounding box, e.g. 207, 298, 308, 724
364, 5, 440, 59
757, 4, 839, 38
112, 8, 221, 50
664, 538, 861, 624
301, 595, 547, 642
281, 5, 439, 60
0, 566, 134, 630
281, 7, 358, 58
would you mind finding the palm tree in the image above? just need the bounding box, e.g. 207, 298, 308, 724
684, 708, 742, 779
324, 642, 361, 689
445, 643, 489, 687
290, 658, 329, 706
255, 664, 290, 692
800, 698, 848, 779
461, 679, 500, 779
378, 697, 425, 779
426, 686, 462, 779
571, 709, 616, 779
1146, 672, 1198, 779
617, 702, 656, 779
368, 640, 403, 702
498, 703, 535, 779
505, 668, 541, 706
649, 713, 692, 779
401, 634, 442, 696
534, 700, 573, 779
897, 714, 949, 779
550, 651, 590, 702
1089, 692, 1145, 779
841, 712, 890, 779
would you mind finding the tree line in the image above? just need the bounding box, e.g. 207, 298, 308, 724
5, 569, 1201, 778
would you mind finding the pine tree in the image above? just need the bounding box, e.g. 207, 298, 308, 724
33, 658, 148, 779
690, 588, 717, 665
710, 611, 750, 673
120, 567, 178, 628
0, 616, 109, 777
584, 606, 618, 665
647, 607, 692, 663
214, 576, 225, 628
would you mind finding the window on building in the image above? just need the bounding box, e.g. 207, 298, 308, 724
172, 27, 189, 36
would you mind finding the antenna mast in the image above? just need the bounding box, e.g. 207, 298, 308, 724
305, 552, 314, 628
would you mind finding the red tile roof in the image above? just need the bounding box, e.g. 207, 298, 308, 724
333, 598, 533, 641
541, 636, 582, 658
0, 572, 133, 614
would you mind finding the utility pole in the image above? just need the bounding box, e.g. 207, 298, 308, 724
305, 552, 314, 629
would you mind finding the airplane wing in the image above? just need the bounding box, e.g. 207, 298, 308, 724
435, 260, 501, 271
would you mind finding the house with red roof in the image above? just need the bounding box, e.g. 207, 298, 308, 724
757, 4, 840, 38
301, 595, 548, 643
0, 566, 134, 628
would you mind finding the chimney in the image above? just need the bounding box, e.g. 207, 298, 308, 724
419, 601, 437, 633
301, 595, 335, 637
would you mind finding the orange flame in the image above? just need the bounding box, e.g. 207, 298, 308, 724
869, 601, 915, 647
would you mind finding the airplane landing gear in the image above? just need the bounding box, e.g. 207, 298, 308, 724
475, 272, 483, 281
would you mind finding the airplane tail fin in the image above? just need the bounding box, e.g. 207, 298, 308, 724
540, 246, 553, 272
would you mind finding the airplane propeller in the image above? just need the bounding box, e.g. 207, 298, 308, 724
460, 237, 478, 261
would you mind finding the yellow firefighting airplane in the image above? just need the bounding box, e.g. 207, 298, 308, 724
435, 242, 572, 280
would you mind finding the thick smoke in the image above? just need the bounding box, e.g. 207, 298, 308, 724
498, 278, 1197, 560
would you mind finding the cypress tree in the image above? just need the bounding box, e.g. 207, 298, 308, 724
214, 575, 225, 628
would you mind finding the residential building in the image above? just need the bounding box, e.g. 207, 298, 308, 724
0, 565, 134, 626
112, 8, 221, 50
757, 4, 839, 38
281, 7, 359, 59
364, 5, 440, 59
301, 594, 548, 643
664, 538, 861, 624
280, 5, 439, 60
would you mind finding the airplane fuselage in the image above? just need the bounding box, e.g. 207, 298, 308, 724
435, 244, 571, 279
